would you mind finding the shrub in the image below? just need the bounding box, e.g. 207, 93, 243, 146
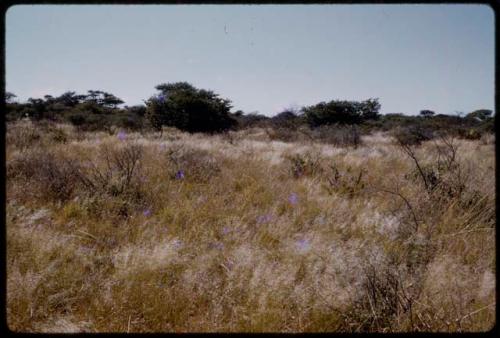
164, 145, 221, 183
284, 152, 323, 178
265, 127, 304, 143
79, 143, 144, 200
393, 126, 434, 146
6, 119, 42, 150
312, 125, 362, 148
7, 149, 81, 201
322, 163, 367, 198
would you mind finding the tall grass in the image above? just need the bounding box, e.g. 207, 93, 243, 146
6, 121, 495, 332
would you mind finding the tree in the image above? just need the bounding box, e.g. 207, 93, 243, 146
360, 98, 381, 120
5, 92, 17, 103
420, 110, 435, 117
145, 82, 236, 133
271, 109, 299, 129
466, 109, 493, 121
102, 92, 124, 108
54, 91, 82, 107
27, 98, 47, 120
302, 98, 381, 127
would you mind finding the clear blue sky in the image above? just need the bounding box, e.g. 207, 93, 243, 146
6, 4, 494, 116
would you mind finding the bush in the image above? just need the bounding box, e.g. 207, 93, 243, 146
6, 119, 42, 150
7, 149, 82, 201
284, 152, 323, 178
79, 143, 145, 200
312, 125, 362, 148
164, 145, 221, 183
393, 125, 434, 146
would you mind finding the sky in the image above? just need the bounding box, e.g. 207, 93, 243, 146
5, 4, 495, 116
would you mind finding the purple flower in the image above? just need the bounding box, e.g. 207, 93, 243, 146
288, 193, 299, 205
256, 214, 273, 224
158, 94, 166, 103
296, 238, 311, 253
222, 227, 231, 235
117, 131, 126, 141
143, 208, 152, 217
172, 239, 183, 249
159, 143, 166, 151
175, 170, 185, 180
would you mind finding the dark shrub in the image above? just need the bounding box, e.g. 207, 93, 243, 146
393, 125, 434, 146
7, 149, 81, 201
164, 145, 221, 183
312, 125, 362, 148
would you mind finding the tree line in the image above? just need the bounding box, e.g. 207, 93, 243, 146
4, 82, 494, 138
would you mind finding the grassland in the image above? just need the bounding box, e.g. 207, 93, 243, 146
6, 120, 495, 332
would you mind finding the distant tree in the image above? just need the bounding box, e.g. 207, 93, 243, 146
360, 98, 381, 120
5, 92, 17, 103
466, 109, 493, 121
420, 110, 435, 117
54, 91, 82, 107
102, 92, 124, 108
27, 98, 47, 120
303, 98, 381, 127
271, 109, 299, 128
145, 82, 236, 133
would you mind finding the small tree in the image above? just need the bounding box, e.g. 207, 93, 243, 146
420, 110, 435, 118
145, 82, 236, 133
303, 98, 381, 127
466, 109, 493, 121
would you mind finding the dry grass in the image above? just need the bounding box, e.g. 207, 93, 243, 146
6, 119, 495, 332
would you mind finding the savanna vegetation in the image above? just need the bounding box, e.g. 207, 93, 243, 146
5, 84, 495, 332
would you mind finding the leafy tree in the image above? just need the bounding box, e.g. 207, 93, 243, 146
102, 92, 124, 108
303, 98, 380, 127
420, 110, 435, 117
271, 109, 300, 129
145, 82, 236, 133
359, 98, 381, 120
467, 109, 493, 121
27, 98, 47, 120
54, 91, 82, 107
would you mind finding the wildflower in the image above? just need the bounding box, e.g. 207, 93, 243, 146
222, 227, 231, 235
158, 94, 167, 103
159, 143, 166, 151
117, 131, 127, 141
288, 193, 299, 205
256, 214, 273, 224
172, 239, 183, 249
175, 170, 185, 180
296, 238, 311, 253
143, 208, 152, 217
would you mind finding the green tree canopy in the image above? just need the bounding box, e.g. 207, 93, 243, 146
302, 98, 380, 127
467, 109, 493, 121
145, 82, 236, 133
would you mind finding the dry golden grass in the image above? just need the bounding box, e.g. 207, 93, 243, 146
6, 119, 495, 332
